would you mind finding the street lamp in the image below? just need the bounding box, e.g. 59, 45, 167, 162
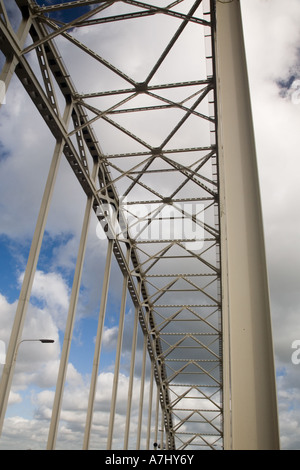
20, 338, 54, 344
0, 338, 55, 437
23, 339, 53, 344
13, 339, 55, 361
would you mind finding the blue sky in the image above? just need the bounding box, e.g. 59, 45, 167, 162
0, 236, 21, 303
35, 0, 92, 20
1, 0, 300, 450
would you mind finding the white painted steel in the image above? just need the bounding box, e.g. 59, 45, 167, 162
215, 0, 280, 450
47, 162, 99, 450
83, 239, 113, 450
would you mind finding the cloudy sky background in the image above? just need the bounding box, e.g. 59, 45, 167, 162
0, 0, 300, 450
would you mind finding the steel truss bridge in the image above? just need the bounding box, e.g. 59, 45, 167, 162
0, 0, 280, 450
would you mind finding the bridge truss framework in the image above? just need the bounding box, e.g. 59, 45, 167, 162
0, 0, 279, 450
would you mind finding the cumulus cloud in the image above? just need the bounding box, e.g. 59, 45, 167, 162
241, 0, 300, 449
0, 267, 151, 449
0, 371, 154, 450
0, 269, 73, 404
242, 2, 300, 350
20, 270, 70, 330
57, 371, 154, 450
0, 81, 55, 240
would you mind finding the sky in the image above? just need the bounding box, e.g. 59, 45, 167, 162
0, 0, 300, 450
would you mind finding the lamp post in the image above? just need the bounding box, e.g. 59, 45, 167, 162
13, 339, 54, 362
0, 338, 54, 437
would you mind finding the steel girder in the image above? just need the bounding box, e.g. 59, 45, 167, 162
0, 0, 223, 449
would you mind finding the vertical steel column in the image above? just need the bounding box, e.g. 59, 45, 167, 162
124, 281, 141, 450
47, 161, 99, 450
214, 0, 280, 449
83, 239, 113, 450
146, 362, 154, 450
0, 104, 72, 437
160, 411, 164, 449
136, 312, 148, 450
106, 245, 130, 450
154, 387, 160, 448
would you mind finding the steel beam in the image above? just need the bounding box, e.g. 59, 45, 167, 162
83, 239, 113, 450
214, 0, 280, 450
47, 161, 99, 450
107, 245, 130, 450
124, 283, 141, 449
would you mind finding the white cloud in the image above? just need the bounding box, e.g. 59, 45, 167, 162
0, 415, 52, 450
0, 76, 88, 243
242, 0, 300, 82
102, 325, 119, 351
15, 371, 154, 450
7, 391, 22, 407
241, 0, 300, 449
0, 271, 67, 395
0, 269, 150, 449
20, 270, 70, 330
0, 80, 56, 240
0, 294, 18, 342
242, 0, 300, 356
